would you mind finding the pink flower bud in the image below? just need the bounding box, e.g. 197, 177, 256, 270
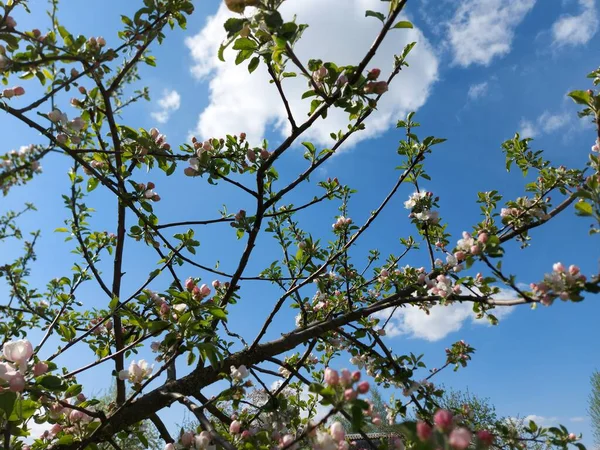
477, 233, 488, 244
2, 88, 14, 99
69, 409, 84, 422
372, 417, 382, 426
13, 86, 25, 96
470, 245, 480, 255
330, 422, 345, 442
477, 430, 494, 447
449, 428, 472, 449
357, 381, 370, 394
568, 265, 580, 276
553, 262, 566, 273
568, 433, 576, 441
324, 367, 339, 386
77, 393, 86, 402
9, 373, 25, 392
344, 388, 357, 401
434, 409, 453, 430
260, 149, 270, 160
165, 444, 175, 450
351, 371, 361, 381
417, 421, 433, 441
181, 431, 194, 447
230, 420, 241, 434
199, 284, 211, 297
454, 251, 466, 261
185, 278, 195, 290
340, 369, 352, 386
33, 361, 49, 377
241, 430, 251, 440
367, 68, 381, 80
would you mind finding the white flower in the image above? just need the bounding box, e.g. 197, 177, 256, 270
3, 339, 33, 373
230, 365, 249, 381
313, 430, 338, 450
0, 361, 18, 382
194, 431, 211, 449
446, 254, 458, 266
592, 138, 599, 153
414, 210, 439, 223
456, 231, 475, 251
118, 359, 153, 384
68, 117, 85, 132
404, 191, 428, 209
173, 304, 187, 314
48, 109, 68, 124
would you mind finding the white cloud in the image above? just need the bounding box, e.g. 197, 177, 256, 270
467, 81, 489, 100
519, 111, 571, 137
570, 416, 587, 423
185, 1, 439, 148
448, 0, 536, 67
523, 414, 559, 426
552, 0, 599, 47
373, 288, 516, 342
151, 89, 181, 124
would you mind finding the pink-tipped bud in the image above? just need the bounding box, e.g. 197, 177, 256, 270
351, 371, 361, 382
477, 430, 494, 447
33, 361, 49, 377
344, 388, 357, 401
417, 421, 433, 441
367, 68, 381, 80
185, 277, 195, 291
434, 409, 453, 430
229, 420, 241, 434
357, 381, 370, 394
324, 367, 339, 386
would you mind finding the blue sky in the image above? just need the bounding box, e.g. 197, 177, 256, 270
2, 0, 600, 446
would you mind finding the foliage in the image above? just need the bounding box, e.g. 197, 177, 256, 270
0, 0, 598, 449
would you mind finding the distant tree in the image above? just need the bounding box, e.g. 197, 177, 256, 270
590, 370, 600, 448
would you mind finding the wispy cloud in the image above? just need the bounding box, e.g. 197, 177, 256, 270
570, 416, 587, 423
150, 89, 181, 124
448, 0, 536, 67
467, 81, 490, 100
552, 0, 599, 47
519, 111, 571, 138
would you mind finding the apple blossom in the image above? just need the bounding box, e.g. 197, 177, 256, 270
357, 380, 370, 394
181, 431, 194, 447
118, 359, 153, 384
324, 367, 339, 386
449, 427, 472, 449
477, 430, 494, 447
194, 431, 211, 448
3, 338, 33, 372
33, 361, 49, 376
230, 364, 249, 381
329, 421, 345, 442
164, 444, 175, 450
9, 372, 25, 392
434, 409, 453, 430
417, 421, 433, 441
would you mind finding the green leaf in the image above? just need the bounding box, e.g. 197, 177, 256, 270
365, 10, 386, 22
574, 201, 593, 216
232, 37, 257, 51
87, 177, 99, 192
393, 20, 413, 29
248, 57, 260, 74
209, 307, 228, 321
224, 18, 246, 37
0, 392, 17, 419
38, 375, 66, 391
568, 90, 592, 106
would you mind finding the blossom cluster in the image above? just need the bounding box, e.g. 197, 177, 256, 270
0, 339, 50, 393
48, 108, 87, 145
1, 85, 25, 99
404, 191, 440, 224
530, 263, 586, 306
416, 409, 493, 450
332, 216, 352, 231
